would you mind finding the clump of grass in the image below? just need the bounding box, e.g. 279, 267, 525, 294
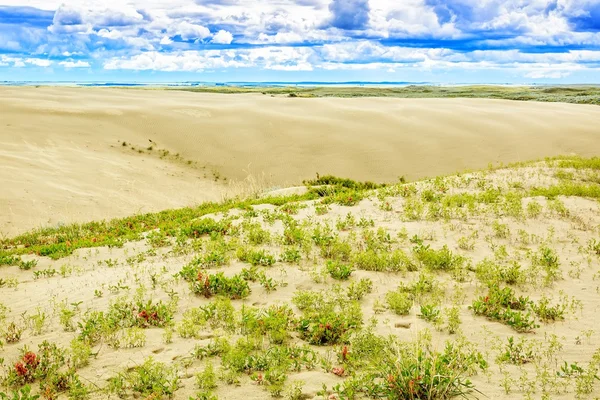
412, 243, 464, 272
385, 291, 413, 315
470, 284, 539, 332
332, 330, 487, 399
189, 271, 251, 299
107, 357, 179, 398
326, 260, 352, 280
237, 246, 276, 266
293, 288, 362, 345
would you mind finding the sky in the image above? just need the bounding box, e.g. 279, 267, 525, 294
1, 0, 600, 83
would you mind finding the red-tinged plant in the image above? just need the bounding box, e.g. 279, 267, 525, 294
332, 367, 345, 377
23, 352, 39, 369
14, 362, 29, 377
341, 346, 349, 362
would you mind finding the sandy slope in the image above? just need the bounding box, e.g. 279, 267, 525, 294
1, 162, 600, 399
2, 86, 600, 236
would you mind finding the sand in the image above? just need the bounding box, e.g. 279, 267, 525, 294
2, 86, 600, 236
1, 162, 600, 399
2, 88, 600, 399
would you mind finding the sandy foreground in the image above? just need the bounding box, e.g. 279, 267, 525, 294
1, 160, 600, 399
2, 86, 600, 235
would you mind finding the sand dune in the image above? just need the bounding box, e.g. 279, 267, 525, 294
1, 86, 600, 236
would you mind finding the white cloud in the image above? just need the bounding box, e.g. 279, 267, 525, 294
211, 30, 233, 44
168, 21, 211, 41
25, 58, 52, 67
0, 56, 53, 67
59, 60, 91, 68
104, 46, 314, 71
96, 29, 124, 40
160, 36, 173, 45
1, 0, 600, 82
257, 32, 303, 44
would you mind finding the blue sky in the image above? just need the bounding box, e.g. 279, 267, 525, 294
1, 0, 600, 83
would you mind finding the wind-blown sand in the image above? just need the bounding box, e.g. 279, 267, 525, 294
2, 86, 600, 236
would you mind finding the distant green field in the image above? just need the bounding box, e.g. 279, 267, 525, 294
169, 85, 600, 105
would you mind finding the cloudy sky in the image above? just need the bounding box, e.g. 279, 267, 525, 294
1, 0, 599, 83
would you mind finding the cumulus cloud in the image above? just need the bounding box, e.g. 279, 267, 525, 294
59, 60, 91, 68
0, 55, 52, 67
168, 21, 211, 41
1, 0, 600, 81
104, 46, 314, 71
328, 0, 370, 30
257, 32, 303, 44
160, 36, 173, 45
211, 29, 233, 44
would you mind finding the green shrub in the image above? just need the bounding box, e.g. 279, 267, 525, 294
353, 249, 414, 272
293, 290, 362, 345
237, 247, 276, 266
346, 278, 373, 301
191, 271, 251, 299
182, 218, 231, 238
470, 285, 539, 332
326, 260, 352, 280
107, 357, 179, 398
385, 291, 413, 315
413, 244, 464, 272
343, 334, 487, 399
280, 247, 301, 263
0, 385, 40, 400
496, 336, 535, 365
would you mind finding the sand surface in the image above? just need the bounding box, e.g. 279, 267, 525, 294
1, 162, 600, 399
2, 86, 600, 236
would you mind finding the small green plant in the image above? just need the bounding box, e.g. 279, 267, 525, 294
326, 260, 352, 280
280, 247, 301, 263
531, 295, 566, 322
69, 339, 92, 369
587, 238, 600, 256
189, 271, 251, 299
243, 221, 271, 245
457, 234, 476, 251
492, 220, 510, 239
293, 289, 362, 345
146, 230, 171, 248
237, 247, 276, 266
385, 291, 413, 315
470, 285, 539, 332
346, 278, 373, 300
445, 306, 461, 334
497, 336, 535, 364
107, 357, 179, 398
412, 243, 464, 272
59, 304, 77, 332
0, 385, 40, 400
284, 380, 305, 400
4, 322, 25, 343
32, 268, 56, 280
535, 246, 561, 285
526, 201, 543, 218
419, 304, 441, 324
28, 308, 47, 335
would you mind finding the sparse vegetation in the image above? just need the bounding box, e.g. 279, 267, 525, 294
3, 156, 600, 399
